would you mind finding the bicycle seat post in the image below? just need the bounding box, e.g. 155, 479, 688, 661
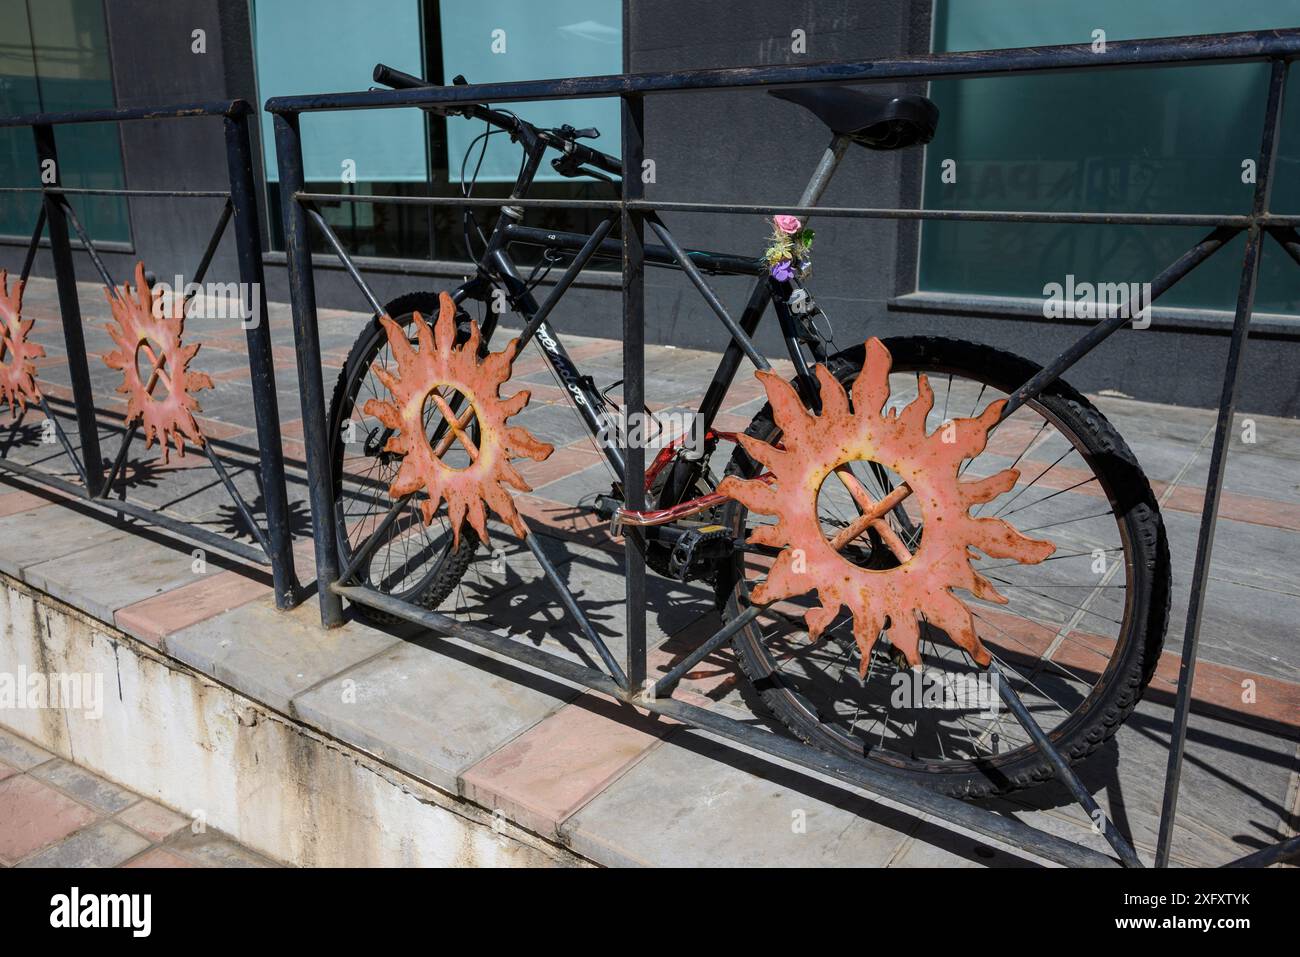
796, 133, 852, 211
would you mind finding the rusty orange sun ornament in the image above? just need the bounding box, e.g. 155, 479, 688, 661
102, 262, 213, 462
0, 269, 45, 419
717, 338, 1055, 674
363, 292, 553, 545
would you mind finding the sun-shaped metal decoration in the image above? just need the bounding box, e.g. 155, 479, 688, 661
0, 269, 45, 420
717, 337, 1056, 674
102, 262, 214, 462
362, 291, 554, 546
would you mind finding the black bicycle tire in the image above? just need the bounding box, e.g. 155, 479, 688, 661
718, 336, 1170, 798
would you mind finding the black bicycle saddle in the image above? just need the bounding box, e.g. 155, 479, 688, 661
769, 86, 939, 149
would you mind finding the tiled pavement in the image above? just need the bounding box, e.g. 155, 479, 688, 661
0, 275, 1297, 866
0, 726, 275, 868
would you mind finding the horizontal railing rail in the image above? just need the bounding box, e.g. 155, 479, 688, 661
266, 28, 1300, 114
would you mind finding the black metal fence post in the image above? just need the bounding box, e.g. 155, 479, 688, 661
223, 109, 299, 608
621, 91, 647, 694
31, 123, 103, 495
273, 111, 345, 626
1154, 57, 1290, 868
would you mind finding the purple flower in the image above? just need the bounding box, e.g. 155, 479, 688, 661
770, 260, 794, 281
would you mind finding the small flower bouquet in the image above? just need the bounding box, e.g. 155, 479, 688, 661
764, 214, 814, 281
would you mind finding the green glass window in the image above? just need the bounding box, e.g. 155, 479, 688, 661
919, 0, 1300, 315
0, 0, 129, 245
252, 0, 620, 264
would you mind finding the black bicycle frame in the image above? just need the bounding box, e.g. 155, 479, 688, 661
451, 119, 849, 499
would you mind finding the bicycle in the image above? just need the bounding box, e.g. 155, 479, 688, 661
324, 64, 1170, 799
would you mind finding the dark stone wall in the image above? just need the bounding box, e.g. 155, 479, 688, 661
1, 1, 240, 289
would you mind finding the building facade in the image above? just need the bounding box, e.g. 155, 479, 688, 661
2, 0, 1298, 413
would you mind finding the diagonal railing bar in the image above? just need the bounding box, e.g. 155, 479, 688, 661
515, 217, 616, 349
36, 394, 89, 489
18, 206, 45, 285
999, 226, 1241, 420
184, 199, 235, 301
1266, 223, 1300, 265
653, 603, 763, 697
524, 530, 627, 688
101, 425, 139, 498
58, 196, 118, 289
203, 440, 273, 556
989, 661, 1143, 868
303, 202, 385, 316
646, 215, 770, 371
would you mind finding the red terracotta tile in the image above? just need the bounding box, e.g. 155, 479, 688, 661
515, 442, 602, 491
514, 493, 621, 553
520, 381, 569, 405
462, 693, 672, 834
116, 799, 190, 842
0, 775, 97, 864
0, 488, 55, 517
1164, 485, 1300, 533
191, 416, 251, 441
34, 380, 74, 402
649, 616, 742, 700
280, 438, 307, 463
207, 366, 251, 384
976, 606, 1299, 735
710, 412, 752, 434
114, 570, 270, 646
1149, 655, 1300, 733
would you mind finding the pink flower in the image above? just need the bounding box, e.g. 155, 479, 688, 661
774, 215, 801, 234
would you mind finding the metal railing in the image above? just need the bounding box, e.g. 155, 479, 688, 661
263, 27, 1300, 868
0, 101, 300, 608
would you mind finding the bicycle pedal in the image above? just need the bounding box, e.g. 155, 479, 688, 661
667, 524, 732, 581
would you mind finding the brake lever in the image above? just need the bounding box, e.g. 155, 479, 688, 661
550, 155, 617, 185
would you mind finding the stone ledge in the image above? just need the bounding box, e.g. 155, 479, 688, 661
0, 573, 584, 868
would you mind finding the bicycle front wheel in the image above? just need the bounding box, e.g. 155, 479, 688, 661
718, 336, 1170, 798
326, 291, 480, 624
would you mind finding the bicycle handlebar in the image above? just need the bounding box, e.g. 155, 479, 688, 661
372, 63, 622, 178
